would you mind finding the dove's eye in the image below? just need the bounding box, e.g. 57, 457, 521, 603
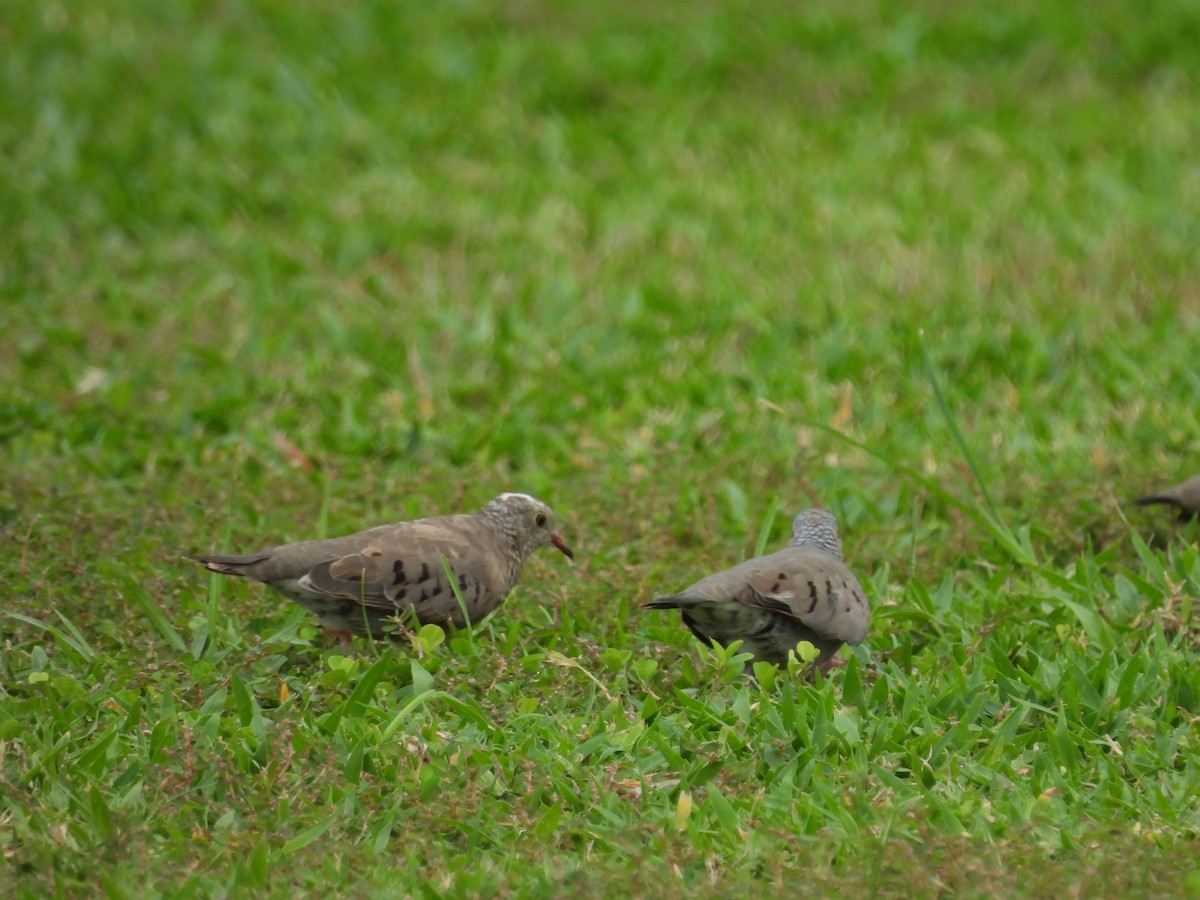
535, 513, 547, 527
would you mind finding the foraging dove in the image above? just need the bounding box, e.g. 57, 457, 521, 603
1133, 474, 1200, 522
189, 493, 573, 639
646, 509, 869, 671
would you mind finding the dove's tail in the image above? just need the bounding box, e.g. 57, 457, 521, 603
1131, 496, 1198, 522
186, 553, 270, 577
644, 592, 706, 610
1132, 494, 1174, 507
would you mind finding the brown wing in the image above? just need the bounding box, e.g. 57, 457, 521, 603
738, 551, 870, 646
189, 524, 400, 583
297, 518, 509, 623
668, 546, 870, 646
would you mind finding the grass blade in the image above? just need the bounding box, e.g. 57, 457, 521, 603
753, 496, 781, 557
125, 584, 189, 653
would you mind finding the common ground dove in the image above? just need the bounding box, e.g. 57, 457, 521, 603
1133, 474, 1200, 522
646, 509, 869, 671
189, 493, 573, 639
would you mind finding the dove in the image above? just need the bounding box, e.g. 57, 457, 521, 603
1132, 474, 1200, 522
646, 508, 869, 672
189, 493, 573, 640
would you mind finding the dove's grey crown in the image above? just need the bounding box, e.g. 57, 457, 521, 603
789, 508, 842, 558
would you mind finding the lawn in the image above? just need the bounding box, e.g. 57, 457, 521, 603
2, 0, 1199, 895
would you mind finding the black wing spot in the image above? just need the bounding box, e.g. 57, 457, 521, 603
457, 573, 468, 591
395, 588, 407, 601
431, 585, 443, 598
825, 579, 834, 605
805, 581, 819, 613
418, 563, 432, 583
392, 560, 407, 585
778, 573, 786, 580
771, 582, 781, 592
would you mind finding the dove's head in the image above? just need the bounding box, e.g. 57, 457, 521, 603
789, 508, 842, 558
484, 493, 574, 561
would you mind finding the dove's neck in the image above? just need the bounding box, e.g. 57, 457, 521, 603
791, 531, 842, 557
480, 510, 529, 587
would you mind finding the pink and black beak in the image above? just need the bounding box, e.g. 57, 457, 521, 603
551, 533, 574, 561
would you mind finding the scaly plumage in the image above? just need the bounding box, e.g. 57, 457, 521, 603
189, 493, 573, 639
646, 509, 869, 671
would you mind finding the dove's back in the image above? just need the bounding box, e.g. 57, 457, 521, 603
647, 516, 870, 669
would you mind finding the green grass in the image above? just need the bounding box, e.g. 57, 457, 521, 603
3, 0, 1200, 895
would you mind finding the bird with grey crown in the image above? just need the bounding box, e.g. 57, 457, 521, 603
190, 493, 573, 640
646, 508, 869, 672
